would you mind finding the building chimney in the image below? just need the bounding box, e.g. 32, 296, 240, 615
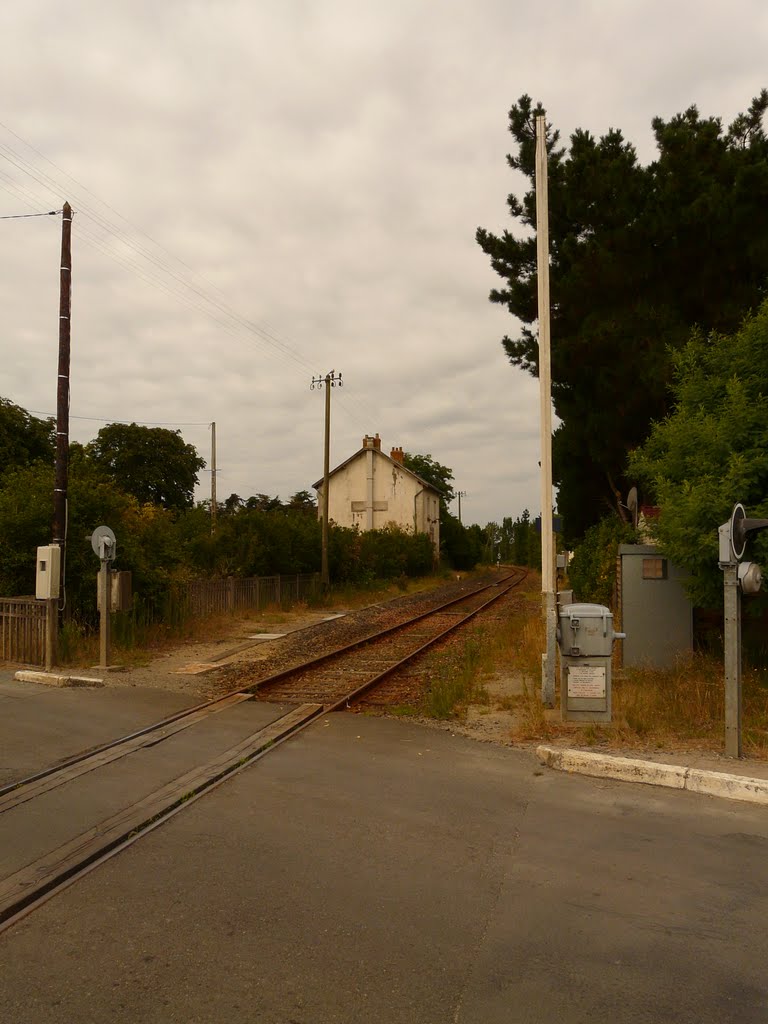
390, 446, 404, 464
374, 433, 381, 450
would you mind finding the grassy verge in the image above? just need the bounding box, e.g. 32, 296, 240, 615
403, 581, 768, 759
421, 634, 488, 718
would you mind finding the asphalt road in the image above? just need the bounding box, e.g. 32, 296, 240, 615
1, 685, 767, 1023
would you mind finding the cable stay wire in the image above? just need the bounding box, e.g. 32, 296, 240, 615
0, 137, 316, 372
0, 172, 375, 433
0, 167, 316, 376
0, 133, 377, 431
0, 169, 374, 434
0, 209, 60, 219
0, 116, 303, 355
0, 147, 310, 372
26, 409, 211, 427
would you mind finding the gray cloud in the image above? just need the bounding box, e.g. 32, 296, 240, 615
1, 1, 766, 526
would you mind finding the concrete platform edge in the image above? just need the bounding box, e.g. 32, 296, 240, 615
536, 744, 768, 806
14, 670, 104, 688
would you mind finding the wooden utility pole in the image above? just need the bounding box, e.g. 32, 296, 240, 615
210, 421, 217, 534
47, 201, 72, 668
311, 370, 342, 589
535, 116, 557, 708
52, 201, 72, 550
457, 491, 467, 524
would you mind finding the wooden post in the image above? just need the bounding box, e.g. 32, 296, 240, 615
48, 201, 73, 668
322, 375, 331, 588
311, 370, 342, 590
44, 599, 57, 670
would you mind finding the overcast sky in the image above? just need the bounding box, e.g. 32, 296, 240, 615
1, 1, 766, 526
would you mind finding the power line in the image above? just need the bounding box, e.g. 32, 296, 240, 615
26, 409, 211, 427
0, 136, 313, 371
0, 209, 60, 219
0, 126, 377, 431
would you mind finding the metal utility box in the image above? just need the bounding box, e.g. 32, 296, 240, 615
618, 544, 692, 669
35, 545, 61, 600
111, 571, 132, 612
96, 571, 133, 612
558, 603, 624, 722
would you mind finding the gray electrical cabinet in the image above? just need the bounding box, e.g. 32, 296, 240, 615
558, 603, 624, 722
618, 544, 692, 669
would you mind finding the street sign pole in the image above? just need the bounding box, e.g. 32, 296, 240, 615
98, 558, 112, 670
91, 525, 117, 671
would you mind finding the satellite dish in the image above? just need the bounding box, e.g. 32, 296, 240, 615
626, 487, 639, 528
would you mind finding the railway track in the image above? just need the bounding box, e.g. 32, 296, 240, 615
0, 568, 526, 933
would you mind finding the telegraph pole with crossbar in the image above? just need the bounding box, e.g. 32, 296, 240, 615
310, 370, 342, 588
47, 201, 72, 667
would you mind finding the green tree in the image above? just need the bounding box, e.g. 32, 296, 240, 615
286, 490, 317, 514
0, 397, 54, 479
86, 423, 205, 512
403, 452, 455, 507
477, 91, 768, 542
244, 493, 284, 513
568, 515, 636, 608
0, 454, 182, 619
630, 299, 768, 608
402, 451, 480, 568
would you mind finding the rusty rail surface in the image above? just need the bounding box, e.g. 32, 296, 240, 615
0, 569, 527, 933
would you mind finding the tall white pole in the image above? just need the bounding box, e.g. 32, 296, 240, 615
535, 114, 557, 707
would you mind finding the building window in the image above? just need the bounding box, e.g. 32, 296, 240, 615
642, 557, 667, 580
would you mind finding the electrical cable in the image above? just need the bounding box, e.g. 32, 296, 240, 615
26, 409, 211, 427
0, 209, 60, 219
0, 130, 376, 430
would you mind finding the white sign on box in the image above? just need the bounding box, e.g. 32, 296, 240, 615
567, 665, 606, 699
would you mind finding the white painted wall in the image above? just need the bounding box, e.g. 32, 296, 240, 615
316, 451, 440, 553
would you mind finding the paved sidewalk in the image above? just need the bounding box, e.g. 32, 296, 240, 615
0, 673, 197, 786
1, 687, 767, 1023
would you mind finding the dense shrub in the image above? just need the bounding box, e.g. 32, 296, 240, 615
568, 515, 637, 608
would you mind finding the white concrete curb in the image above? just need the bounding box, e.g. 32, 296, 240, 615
14, 670, 104, 688
537, 744, 768, 806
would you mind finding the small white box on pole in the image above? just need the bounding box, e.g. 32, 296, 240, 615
35, 546, 61, 600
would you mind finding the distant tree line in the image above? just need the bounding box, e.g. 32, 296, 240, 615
0, 400, 499, 625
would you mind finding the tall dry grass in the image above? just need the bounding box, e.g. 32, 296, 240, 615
422, 584, 768, 758
508, 600, 768, 756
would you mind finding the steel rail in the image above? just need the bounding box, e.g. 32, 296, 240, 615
0, 569, 527, 933
325, 571, 525, 711
0, 572, 520, 803
0, 703, 324, 933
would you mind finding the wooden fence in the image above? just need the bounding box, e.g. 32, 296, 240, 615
0, 574, 322, 666
0, 597, 46, 666
176, 573, 322, 619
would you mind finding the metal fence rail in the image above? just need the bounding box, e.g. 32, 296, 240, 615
0, 598, 46, 666
1, 574, 322, 666
174, 573, 321, 619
